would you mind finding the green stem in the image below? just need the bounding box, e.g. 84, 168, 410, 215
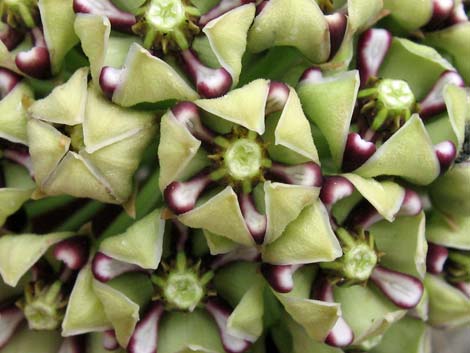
55, 201, 105, 232
24, 195, 75, 218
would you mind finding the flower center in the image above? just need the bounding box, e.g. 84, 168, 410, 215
343, 243, 378, 282
377, 79, 415, 112
146, 0, 186, 32
224, 138, 263, 181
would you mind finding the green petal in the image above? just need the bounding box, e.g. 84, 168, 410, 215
28, 67, 88, 125
443, 82, 468, 150
179, 187, 254, 247
247, 0, 329, 63
195, 79, 269, 134
112, 44, 198, 107
62, 265, 110, 336
228, 282, 264, 342
158, 310, 224, 353
99, 209, 164, 269
203, 229, 239, 255
0, 231, 73, 286
39, 0, 79, 74
0, 188, 33, 226
348, 0, 383, 32
0, 83, 33, 144
203, 4, 255, 87
383, 0, 432, 31
371, 212, 427, 279
426, 211, 470, 250
425, 274, 470, 328
0, 327, 61, 353
264, 182, 319, 244
342, 174, 405, 222
334, 285, 406, 344
354, 115, 440, 185
158, 111, 201, 191
297, 70, 360, 167
370, 317, 431, 353
379, 38, 453, 100
262, 200, 342, 265
27, 119, 70, 187
423, 23, 470, 83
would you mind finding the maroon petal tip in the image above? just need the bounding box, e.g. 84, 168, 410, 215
423, 0, 455, 30
397, 189, 423, 217
435, 140, 457, 173
319, 176, 355, 208
326, 12, 347, 60
325, 316, 355, 348
53, 236, 90, 270
73, 0, 136, 32
99, 66, 122, 99
128, 302, 164, 353
269, 162, 322, 187
426, 243, 449, 275
342, 132, 376, 172
91, 252, 141, 282
358, 29, 392, 86
164, 174, 212, 215
171, 101, 214, 143
256, 0, 269, 15
210, 247, 260, 270
239, 193, 266, 244
346, 200, 383, 230
266, 81, 289, 115
57, 336, 85, 353
261, 264, 300, 293
0, 25, 24, 51
371, 266, 424, 309
299, 67, 324, 85
455, 281, 470, 299
102, 330, 119, 351
0, 306, 24, 349
0, 68, 22, 99
199, 0, 255, 26
446, 3, 469, 25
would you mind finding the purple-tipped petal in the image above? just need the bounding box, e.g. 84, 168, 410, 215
299, 67, 324, 85
210, 247, 260, 270
91, 252, 141, 282
446, 3, 469, 25
171, 101, 215, 143
103, 330, 119, 351
0, 25, 24, 51
435, 140, 457, 173
455, 282, 470, 298
181, 49, 232, 98
73, 0, 136, 32
57, 336, 85, 353
99, 66, 123, 99
2, 149, 33, 175
260, 264, 301, 293
172, 220, 189, 252
346, 200, 383, 230
423, 0, 455, 30
128, 302, 164, 353
370, 266, 424, 309
397, 189, 423, 217
265, 81, 289, 115
420, 70, 465, 120
164, 174, 212, 215
326, 13, 347, 60
426, 243, 449, 275
358, 29, 392, 86
0, 306, 24, 349
15, 28, 51, 79
53, 237, 90, 270
205, 299, 251, 353
199, 0, 255, 26
269, 162, 322, 187
319, 176, 355, 209
256, 0, 269, 15
0, 68, 21, 99
342, 132, 376, 172
238, 193, 266, 244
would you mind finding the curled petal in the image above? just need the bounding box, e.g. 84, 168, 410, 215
99, 66, 123, 99
73, 0, 136, 32
15, 28, 51, 79
269, 162, 322, 187
0, 25, 24, 51
0, 68, 21, 99
164, 174, 212, 215
342, 132, 376, 172
426, 243, 449, 275
265, 81, 289, 115
319, 176, 355, 208
210, 247, 260, 270
53, 236, 90, 270
370, 266, 424, 309
326, 13, 347, 60
171, 101, 214, 143
199, 0, 255, 26
419, 70, 465, 120
91, 252, 141, 282
205, 299, 251, 353
128, 302, 164, 353
0, 306, 24, 349
239, 193, 266, 244
57, 336, 85, 353
358, 29, 392, 86
423, 0, 454, 30
260, 263, 300, 293
103, 330, 119, 351
397, 189, 423, 217
435, 140, 457, 173
181, 49, 232, 98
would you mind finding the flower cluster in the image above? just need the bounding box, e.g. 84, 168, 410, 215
0, 1, 469, 353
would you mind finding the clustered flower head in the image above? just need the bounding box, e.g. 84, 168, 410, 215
0, 0, 469, 353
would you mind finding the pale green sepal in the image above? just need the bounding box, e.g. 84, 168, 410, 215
158, 111, 201, 191
0, 231, 73, 286
38, 0, 79, 74
262, 201, 342, 265
0, 41, 19, 73
0, 326, 62, 353
0, 83, 33, 144
342, 174, 405, 222
443, 84, 468, 151
158, 310, 225, 353
297, 71, 360, 167
29, 68, 88, 125
264, 182, 319, 244
379, 38, 453, 100
423, 23, 470, 83
26, 119, 70, 187
274, 87, 319, 162
74, 14, 111, 84
334, 285, 406, 344
62, 265, 111, 336
247, 0, 330, 63
371, 212, 427, 279
203, 229, 239, 255
426, 211, 470, 250
227, 282, 264, 342
348, 0, 383, 32
354, 115, 440, 185
99, 209, 164, 269
195, 79, 269, 134
425, 274, 470, 329
0, 188, 34, 226
179, 187, 254, 247
112, 43, 198, 107
383, 0, 432, 31
429, 163, 470, 217
203, 4, 255, 87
